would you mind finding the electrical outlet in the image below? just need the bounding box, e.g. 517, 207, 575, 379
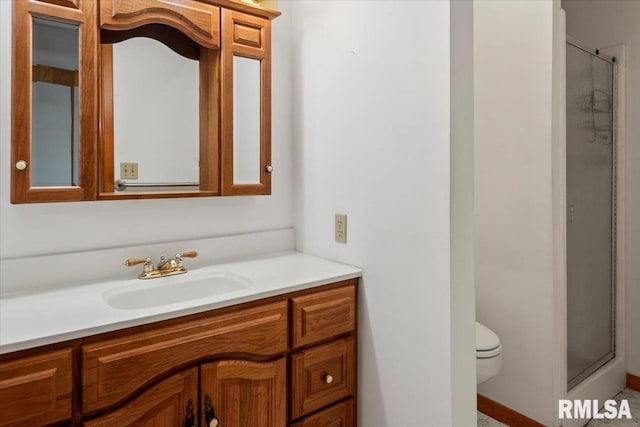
335, 214, 347, 244
120, 162, 138, 179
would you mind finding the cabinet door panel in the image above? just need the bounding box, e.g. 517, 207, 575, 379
201, 358, 286, 427
83, 301, 287, 412
0, 349, 72, 427
84, 367, 197, 427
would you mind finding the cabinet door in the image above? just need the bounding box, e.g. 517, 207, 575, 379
84, 367, 198, 427
221, 10, 272, 195
11, 0, 98, 203
201, 358, 286, 427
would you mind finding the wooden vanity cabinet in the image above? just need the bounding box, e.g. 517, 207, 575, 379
0, 280, 357, 426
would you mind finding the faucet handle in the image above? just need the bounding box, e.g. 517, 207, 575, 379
124, 257, 152, 267
178, 251, 198, 259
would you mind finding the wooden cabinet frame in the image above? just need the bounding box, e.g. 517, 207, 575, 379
11, 0, 279, 203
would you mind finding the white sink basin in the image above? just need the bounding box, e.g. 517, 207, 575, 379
104, 271, 252, 310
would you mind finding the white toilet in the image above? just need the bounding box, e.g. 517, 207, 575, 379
476, 322, 502, 384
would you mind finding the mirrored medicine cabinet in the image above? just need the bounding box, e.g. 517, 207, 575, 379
11, 0, 279, 203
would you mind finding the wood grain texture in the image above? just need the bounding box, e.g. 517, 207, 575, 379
0, 349, 72, 427
220, 9, 271, 196
82, 301, 287, 412
101, 25, 201, 60
32, 65, 78, 86
291, 399, 355, 427
291, 337, 355, 420
84, 367, 197, 427
477, 394, 546, 427
12, 0, 98, 203
99, 45, 115, 193
291, 285, 356, 349
34, 0, 80, 9
199, 0, 281, 20
201, 358, 286, 427
199, 47, 221, 193
100, 0, 221, 49
628, 373, 640, 392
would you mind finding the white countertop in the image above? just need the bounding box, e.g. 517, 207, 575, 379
0, 252, 361, 354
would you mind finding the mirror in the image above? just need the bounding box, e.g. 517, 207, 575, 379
111, 37, 200, 191
233, 56, 261, 185
31, 18, 79, 187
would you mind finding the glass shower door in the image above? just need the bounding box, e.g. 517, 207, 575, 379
566, 41, 616, 390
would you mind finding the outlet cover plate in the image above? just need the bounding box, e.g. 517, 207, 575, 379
335, 213, 347, 244
120, 162, 138, 179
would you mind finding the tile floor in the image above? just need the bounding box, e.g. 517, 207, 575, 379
477, 388, 640, 427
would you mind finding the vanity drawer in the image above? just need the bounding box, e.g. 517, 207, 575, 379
0, 349, 72, 427
82, 301, 287, 413
291, 337, 355, 419
291, 284, 356, 349
291, 399, 354, 427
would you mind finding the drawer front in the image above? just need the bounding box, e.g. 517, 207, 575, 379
290, 399, 354, 427
0, 349, 72, 427
82, 301, 287, 413
291, 337, 355, 419
291, 284, 356, 349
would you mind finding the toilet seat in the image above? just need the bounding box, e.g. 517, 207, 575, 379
476, 322, 501, 359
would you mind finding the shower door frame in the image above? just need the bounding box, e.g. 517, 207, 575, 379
565, 36, 620, 392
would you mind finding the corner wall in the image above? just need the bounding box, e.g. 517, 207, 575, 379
474, 1, 558, 425
290, 1, 463, 425
0, 1, 293, 260
562, 0, 640, 379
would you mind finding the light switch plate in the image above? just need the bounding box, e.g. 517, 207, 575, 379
120, 162, 138, 179
335, 214, 347, 244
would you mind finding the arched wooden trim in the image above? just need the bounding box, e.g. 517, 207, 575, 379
100, 0, 221, 49
101, 25, 201, 60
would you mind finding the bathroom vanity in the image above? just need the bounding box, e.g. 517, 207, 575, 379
0, 252, 360, 426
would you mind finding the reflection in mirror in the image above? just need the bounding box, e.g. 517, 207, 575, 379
112, 37, 199, 191
233, 56, 261, 184
32, 18, 79, 187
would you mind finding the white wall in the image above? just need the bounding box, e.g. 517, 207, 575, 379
290, 1, 472, 426
474, 1, 559, 425
0, 1, 293, 259
562, 0, 640, 379
450, 1, 477, 426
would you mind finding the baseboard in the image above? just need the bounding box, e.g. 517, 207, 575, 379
477, 394, 546, 427
628, 373, 640, 392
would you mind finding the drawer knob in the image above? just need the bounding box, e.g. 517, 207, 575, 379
324, 374, 334, 384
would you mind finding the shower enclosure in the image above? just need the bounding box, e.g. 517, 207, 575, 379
566, 39, 617, 390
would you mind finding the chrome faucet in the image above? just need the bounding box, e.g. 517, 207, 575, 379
125, 251, 198, 279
